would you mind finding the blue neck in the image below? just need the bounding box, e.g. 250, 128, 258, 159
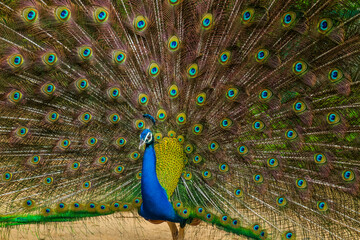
139, 142, 183, 223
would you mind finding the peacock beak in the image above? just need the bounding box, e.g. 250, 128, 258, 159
139, 139, 145, 150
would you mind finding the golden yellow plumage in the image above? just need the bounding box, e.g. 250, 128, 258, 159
155, 137, 185, 199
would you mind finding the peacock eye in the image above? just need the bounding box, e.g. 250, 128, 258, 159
134, 15, 148, 31
138, 93, 149, 106
187, 64, 198, 78
168, 85, 179, 98
75, 78, 89, 91
148, 62, 160, 77
242, 8, 255, 24
317, 18, 333, 34
145, 133, 152, 143
79, 46, 93, 60
281, 12, 296, 27
255, 49, 269, 63
22, 7, 38, 23
168, 0, 180, 5
8, 54, 24, 68
55, 6, 71, 22
292, 60, 308, 75
94, 7, 109, 23
219, 51, 231, 65
201, 13, 213, 29
168, 36, 180, 51
42, 52, 58, 66
113, 50, 126, 64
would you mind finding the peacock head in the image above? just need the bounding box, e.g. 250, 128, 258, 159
139, 129, 153, 149
139, 114, 156, 149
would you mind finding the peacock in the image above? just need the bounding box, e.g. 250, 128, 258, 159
0, 0, 360, 239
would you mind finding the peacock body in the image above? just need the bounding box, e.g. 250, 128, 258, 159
0, 0, 360, 239
140, 128, 186, 224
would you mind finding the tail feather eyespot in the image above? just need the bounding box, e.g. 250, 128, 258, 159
94, 7, 109, 23
134, 16, 148, 31
55, 6, 71, 22
22, 8, 38, 23
201, 13, 213, 29
8, 54, 24, 68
